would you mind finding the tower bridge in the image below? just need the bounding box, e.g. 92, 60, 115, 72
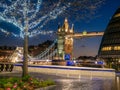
57, 18, 104, 60
7, 18, 104, 63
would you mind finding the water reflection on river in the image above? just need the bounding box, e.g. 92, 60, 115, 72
49, 76, 120, 90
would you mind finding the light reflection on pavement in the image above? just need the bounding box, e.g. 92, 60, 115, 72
0, 71, 117, 90
49, 77, 115, 90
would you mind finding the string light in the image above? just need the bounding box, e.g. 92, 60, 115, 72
0, 0, 71, 38
0, 0, 104, 38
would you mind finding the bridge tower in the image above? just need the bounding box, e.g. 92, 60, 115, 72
57, 18, 74, 60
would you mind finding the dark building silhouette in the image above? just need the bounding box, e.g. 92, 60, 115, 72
98, 7, 120, 70
0, 46, 16, 62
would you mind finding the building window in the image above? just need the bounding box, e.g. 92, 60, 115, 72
114, 46, 118, 50
113, 46, 120, 50
114, 13, 120, 18
102, 46, 112, 51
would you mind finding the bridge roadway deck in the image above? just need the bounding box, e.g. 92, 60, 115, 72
14, 64, 115, 78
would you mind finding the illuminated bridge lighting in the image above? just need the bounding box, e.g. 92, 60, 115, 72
66, 32, 104, 38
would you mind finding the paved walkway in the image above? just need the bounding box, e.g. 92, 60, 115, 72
0, 71, 117, 90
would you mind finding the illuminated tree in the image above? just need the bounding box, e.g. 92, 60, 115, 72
0, 0, 104, 77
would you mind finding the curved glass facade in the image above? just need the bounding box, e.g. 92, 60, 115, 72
98, 7, 120, 70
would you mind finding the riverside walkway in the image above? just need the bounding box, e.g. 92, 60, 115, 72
14, 64, 115, 78
0, 70, 117, 90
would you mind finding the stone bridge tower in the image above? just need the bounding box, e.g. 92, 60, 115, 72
57, 18, 74, 60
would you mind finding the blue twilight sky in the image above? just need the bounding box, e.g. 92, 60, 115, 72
0, 0, 120, 57
73, 0, 120, 57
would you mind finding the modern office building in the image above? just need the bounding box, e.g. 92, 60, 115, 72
98, 7, 120, 70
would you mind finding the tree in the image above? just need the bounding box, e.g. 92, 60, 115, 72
0, 0, 104, 77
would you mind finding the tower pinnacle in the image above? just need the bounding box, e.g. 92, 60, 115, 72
70, 24, 74, 33
63, 17, 69, 31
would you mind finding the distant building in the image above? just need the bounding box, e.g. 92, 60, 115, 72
98, 7, 120, 70
0, 40, 55, 62
0, 46, 16, 62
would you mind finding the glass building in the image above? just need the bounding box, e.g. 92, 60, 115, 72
98, 7, 120, 71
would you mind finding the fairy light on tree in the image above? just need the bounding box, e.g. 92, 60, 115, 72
0, 0, 104, 38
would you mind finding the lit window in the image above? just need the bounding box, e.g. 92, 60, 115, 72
102, 46, 112, 51
58, 29, 61, 32
108, 46, 112, 50
70, 30, 73, 33
65, 29, 68, 32
83, 31, 87, 35
118, 46, 120, 50
114, 46, 117, 50
113, 46, 120, 50
114, 13, 120, 18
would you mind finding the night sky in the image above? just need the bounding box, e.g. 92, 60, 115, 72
0, 0, 120, 58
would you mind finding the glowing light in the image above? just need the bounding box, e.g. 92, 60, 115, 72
70, 30, 73, 33
58, 29, 61, 32
0, 0, 71, 38
0, 0, 104, 39
83, 30, 87, 35
102, 46, 112, 51
73, 60, 76, 63
65, 29, 68, 32
46, 59, 49, 62
114, 13, 120, 18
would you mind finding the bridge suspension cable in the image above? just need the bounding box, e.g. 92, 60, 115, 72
33, 39, 57, 60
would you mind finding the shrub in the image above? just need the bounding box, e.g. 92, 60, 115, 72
7, 77, 20, 83
22, 75, 31, 82
0, 75, 55, 89
4, 82, 13, 88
